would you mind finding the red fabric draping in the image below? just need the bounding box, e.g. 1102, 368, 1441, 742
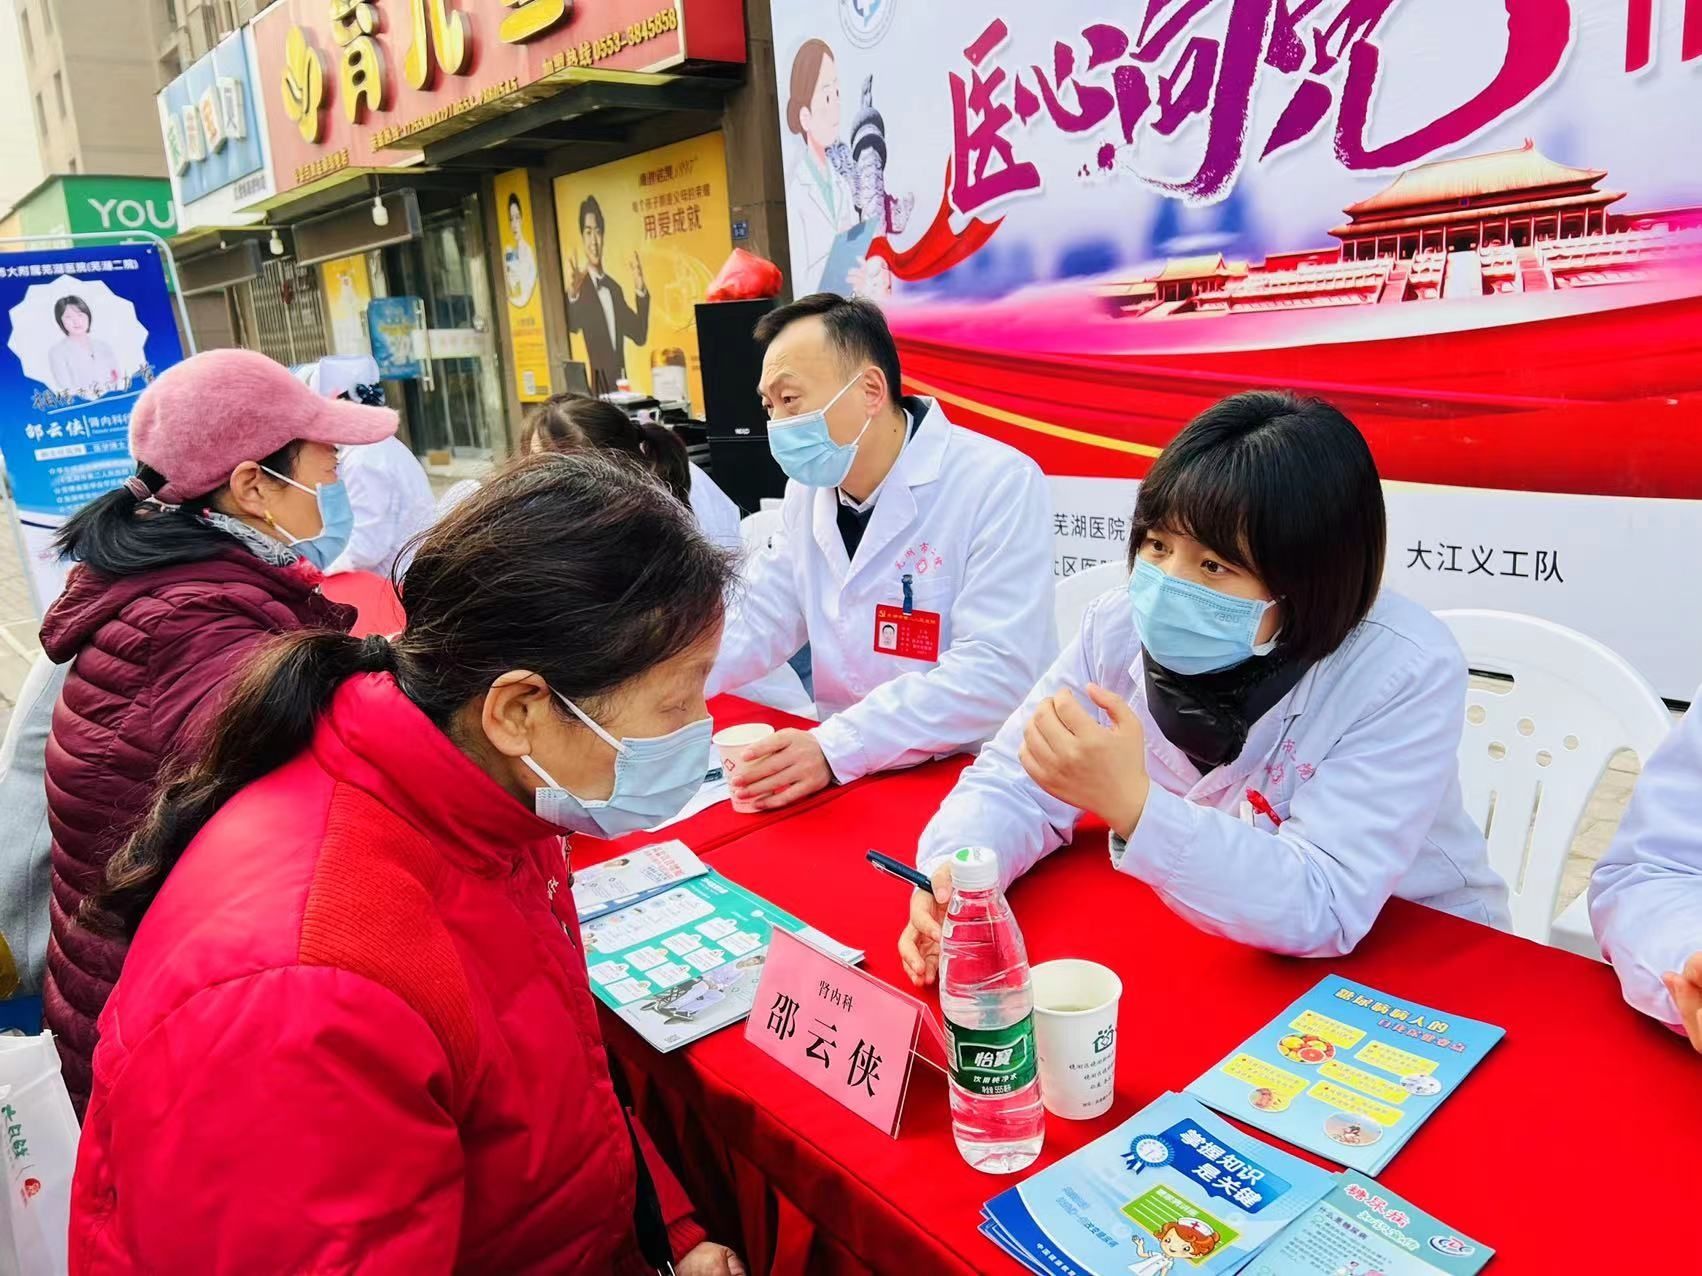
609, 756, 1702, 1274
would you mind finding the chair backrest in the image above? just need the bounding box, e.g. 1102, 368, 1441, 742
1054, 560, 1127, 649
739, 508, 784, 559
1437, 609, 1672, 945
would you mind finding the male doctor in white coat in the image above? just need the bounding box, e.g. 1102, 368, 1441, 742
709, 293, 1057, 809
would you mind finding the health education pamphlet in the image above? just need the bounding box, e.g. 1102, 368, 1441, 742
572, 840, 708, 923
581, 868, 862, 1052
1186, 976, 1504, 1176
981, 1092, 1335, 1276
1248, 1171, 1493, 1276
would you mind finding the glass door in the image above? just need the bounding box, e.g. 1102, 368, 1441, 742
380, 192, 505, 462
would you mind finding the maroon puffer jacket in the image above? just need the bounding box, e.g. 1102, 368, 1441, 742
38, 548, 353, 1112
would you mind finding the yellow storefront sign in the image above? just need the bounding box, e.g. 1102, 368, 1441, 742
494, 169, 552, 403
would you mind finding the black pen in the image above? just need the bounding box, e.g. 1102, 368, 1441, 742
865, 848, 936, 893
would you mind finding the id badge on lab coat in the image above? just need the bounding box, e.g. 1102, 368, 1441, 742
873, 603, 940, 662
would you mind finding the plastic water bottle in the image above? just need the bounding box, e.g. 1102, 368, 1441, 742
937, 846, 1045, 1173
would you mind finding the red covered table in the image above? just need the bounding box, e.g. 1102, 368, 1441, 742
604, 757, 1702, 1275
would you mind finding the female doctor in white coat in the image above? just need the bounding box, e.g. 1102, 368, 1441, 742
1588, 694, 1702, 1050
783, 38, 857, 292
900, 392, 1509, 978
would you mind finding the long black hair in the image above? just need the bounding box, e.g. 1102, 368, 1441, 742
1130, 391, 1386, 664
54, 442, 304, 577
89, 451, 736, 938
519, 393, 692, 507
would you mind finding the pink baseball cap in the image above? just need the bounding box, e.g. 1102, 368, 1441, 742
130, 348, 397, 503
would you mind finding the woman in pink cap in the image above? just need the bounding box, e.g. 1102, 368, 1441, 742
36, 348, 396, 1112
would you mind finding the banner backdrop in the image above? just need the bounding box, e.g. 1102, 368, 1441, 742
553, 133, 734, 411
0, 245, 186, 610
771, 0, 1702, 696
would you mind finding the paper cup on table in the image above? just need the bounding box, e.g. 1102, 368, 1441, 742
713, 723, 775, 813
1032, 959, 1122, 1120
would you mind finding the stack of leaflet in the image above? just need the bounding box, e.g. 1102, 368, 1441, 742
1247, 1171, 1493, 1275
980, 1093, 1334, 1275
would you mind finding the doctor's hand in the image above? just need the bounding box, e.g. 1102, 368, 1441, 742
898, 864, 953, 987
1661, 952, 1702, 1052
1019, 684, 1151, 840
728, 728, 831, 810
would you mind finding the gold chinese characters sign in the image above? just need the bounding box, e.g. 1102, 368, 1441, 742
253, 0, 746, 195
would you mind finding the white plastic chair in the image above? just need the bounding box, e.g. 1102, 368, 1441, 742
1054, 560, 1127, 649
1438, 609, 1672, 956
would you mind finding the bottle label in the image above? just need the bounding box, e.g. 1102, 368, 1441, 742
945, 1014, 1038, 1096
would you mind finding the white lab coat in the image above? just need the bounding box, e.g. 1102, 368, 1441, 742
329, 435, 439, 578
1589, 687, 1702, 1032
707, 396, 1057, 782
919, 588, 1510, 957
787, 150, 857, 293
688, 462, 743, 551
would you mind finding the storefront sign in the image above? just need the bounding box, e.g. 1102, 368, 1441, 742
0, 245, 186, 610
772, 0, 1702, 698
10, 177, 177, 243
320, 252, 373, 357
493, 169, 551, 402
252, 0, 746, 196
552, 132, 732, 408
158, 30, 276, 232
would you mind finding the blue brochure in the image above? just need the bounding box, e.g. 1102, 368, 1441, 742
1247, 1171, 1494, 1275
1186, 976, 1504, 1176
982, 1092, 1335, 1275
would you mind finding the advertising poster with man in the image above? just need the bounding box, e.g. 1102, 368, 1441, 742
552, 133, 733, 412
0, 244, 186, 609
772, 0, 1702, 696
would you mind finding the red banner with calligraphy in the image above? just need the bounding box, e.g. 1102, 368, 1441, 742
253, 0, 745, 196
773, 0, 1702, 696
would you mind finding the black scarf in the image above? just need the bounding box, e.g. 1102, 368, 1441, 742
1143, 648, 1311, 775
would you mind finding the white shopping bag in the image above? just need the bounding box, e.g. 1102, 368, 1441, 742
0, 1033, 79, 1276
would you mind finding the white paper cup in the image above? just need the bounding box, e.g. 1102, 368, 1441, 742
1032, 959, 1122, 1120
713, 723, 774, 813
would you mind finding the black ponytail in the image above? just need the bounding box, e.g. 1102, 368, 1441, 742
55, 443, 303, 578
520, 393, 692, 506
87, 629, 396, 937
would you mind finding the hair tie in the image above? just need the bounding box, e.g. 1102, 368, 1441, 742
357, 634, 396, 673
122, 475, 153, 501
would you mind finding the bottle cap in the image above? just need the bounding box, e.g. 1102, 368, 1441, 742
949, 846, 999, 890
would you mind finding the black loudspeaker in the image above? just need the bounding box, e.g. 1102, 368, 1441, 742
696, 298, 785, 512
695, 299, 775, 441
707, 435, 787, 515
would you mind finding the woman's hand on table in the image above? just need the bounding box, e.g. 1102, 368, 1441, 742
678, 1242, 747, 1276
898, 864, 953, 987
728, 728, 831, 810
1661, 952, 1702, 1052
1019, 684, 1151, 840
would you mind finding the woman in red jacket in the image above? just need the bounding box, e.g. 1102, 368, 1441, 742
39, 348, 393, 1111
72, 452, 745, 1275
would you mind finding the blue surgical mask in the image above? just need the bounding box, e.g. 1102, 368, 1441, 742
1129, 557, 1276, 676
767, 371, 871, 487
260, 465, 354, 572
520, 691, 713, 838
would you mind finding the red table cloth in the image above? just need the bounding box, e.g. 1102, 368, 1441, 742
319, 569, 407, 637
604, 756, 1702, 1275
